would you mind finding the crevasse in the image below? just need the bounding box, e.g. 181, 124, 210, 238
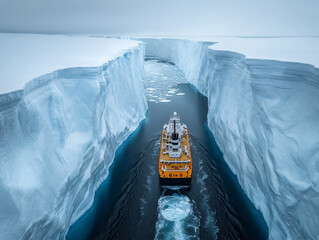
0, 43, 147, 239
1, 37, 318, 240
142, 38, 319, 240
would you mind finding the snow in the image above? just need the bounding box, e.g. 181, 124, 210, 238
0, 33, 138, 94
139, 35, 319, 67
142, 38, 319, 240
206, 37, 319, 68
0, 34, 147, 239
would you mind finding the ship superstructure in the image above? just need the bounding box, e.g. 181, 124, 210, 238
159, 112, 192, 186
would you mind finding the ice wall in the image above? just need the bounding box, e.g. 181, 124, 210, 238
0, 44, 147, 239
142, 38, 319, 240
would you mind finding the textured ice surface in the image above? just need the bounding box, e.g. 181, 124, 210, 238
0, 35, 147, 239
143, 58, 187, 103
143, 38, 319, 240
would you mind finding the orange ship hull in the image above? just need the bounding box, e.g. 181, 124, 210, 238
158, 128, 192, 186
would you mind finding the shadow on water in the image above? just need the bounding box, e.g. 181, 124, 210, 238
67, 59, 268, 240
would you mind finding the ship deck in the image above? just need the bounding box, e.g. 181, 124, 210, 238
159, 129, 192, 181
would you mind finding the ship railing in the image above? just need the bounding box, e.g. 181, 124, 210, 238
160, 159, 191, 163
161, 166, 189, 172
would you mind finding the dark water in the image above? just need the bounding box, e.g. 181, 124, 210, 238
67, 59, 268, 240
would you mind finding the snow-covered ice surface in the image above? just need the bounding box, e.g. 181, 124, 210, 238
139, 35, 319, 67
214, 37, 319, 68
0, 34, 147, 239
0, 33, 138, 94
142, 38, 319, 240
199, 37, 319, 68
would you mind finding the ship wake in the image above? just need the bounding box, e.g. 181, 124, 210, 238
155, 190, 200, 240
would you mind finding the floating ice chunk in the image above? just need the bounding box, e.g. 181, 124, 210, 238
167, 89, 177, 94
159, 99, 171, 103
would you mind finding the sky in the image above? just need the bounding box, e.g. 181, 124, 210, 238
0, 0, 319, 36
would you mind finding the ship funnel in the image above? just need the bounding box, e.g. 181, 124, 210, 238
172, 120, 178, 140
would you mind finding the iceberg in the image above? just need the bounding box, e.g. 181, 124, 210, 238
0, 35, 147, 239
142, 38, 319, 240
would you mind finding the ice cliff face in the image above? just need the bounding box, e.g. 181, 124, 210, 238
0, 43, 147, 239
143, 38, 319, 240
